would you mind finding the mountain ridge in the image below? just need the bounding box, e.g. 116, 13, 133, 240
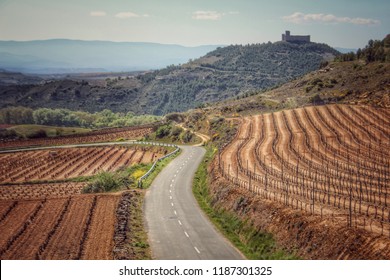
0, 41, 340, 115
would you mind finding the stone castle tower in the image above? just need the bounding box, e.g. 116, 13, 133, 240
282, 31, 310, 43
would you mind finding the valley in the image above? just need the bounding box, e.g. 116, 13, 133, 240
0, 35, 389, 260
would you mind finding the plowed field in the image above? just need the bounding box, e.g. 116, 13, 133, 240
0, 194, 121, 260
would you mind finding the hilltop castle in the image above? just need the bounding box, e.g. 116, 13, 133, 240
282, 31, 310, 43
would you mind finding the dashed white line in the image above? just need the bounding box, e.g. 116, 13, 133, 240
178, 220, 182, 226
170, 196, 172, 200
194, 247, 200, 254
171, 202, 174, 207
184, 231, 189, 238
174, 210, 177, 215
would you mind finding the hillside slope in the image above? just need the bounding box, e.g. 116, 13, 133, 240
0, 41, 339, 115
210, 60, 390, 115
135, 41, 338, 114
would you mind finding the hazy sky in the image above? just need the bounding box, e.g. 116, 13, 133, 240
0, 0, 388, 48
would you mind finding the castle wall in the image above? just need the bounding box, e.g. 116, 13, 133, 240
282, 31, 310, 43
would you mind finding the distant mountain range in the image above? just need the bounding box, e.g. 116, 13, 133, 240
0, 39, 221, 74
335, 47, 357, 53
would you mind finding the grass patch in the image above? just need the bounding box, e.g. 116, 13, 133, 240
127, 190, 151, 259
193, 145, 296, 259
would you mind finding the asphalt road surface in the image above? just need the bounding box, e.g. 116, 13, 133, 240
145, 145, 244, 260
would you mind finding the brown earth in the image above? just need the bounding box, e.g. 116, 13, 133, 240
0, 146, 165, 184
0, 191, 139, 260
208, 176, 390, 259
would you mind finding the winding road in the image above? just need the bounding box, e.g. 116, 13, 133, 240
145, 145, 244, 260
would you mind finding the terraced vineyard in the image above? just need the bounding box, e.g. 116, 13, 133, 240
0, 145, 164, 184
218, 104, 390, 236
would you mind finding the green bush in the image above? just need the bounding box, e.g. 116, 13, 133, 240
82, 171, 133, 193
1, 106, 161, 129
83, 172, 119, 193
156, 125, 171, 138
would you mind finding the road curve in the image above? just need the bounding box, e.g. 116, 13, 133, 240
145, 145, 244, 260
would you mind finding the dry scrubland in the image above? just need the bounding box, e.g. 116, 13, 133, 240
0, 126, 159, 259
214, 104, 390, 258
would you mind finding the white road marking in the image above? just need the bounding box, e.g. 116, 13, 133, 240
170, 184, 173, 187
170, 196, 172, 200
174, 174, 176, 177
174, 210, 177, 215
178, 220, 182, 226
184, 231, 189, 238
171, 203, 174, 207
194, 247, 200, 254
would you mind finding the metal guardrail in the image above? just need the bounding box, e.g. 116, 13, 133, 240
137, 141, 180, 188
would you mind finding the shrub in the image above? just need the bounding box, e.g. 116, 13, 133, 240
165, 112, 185, 123
156, 125, 171, 138
170, 126, 183, 137
82, 171, 131, 193
0, 128, 17, 139
180, 130, 194, 143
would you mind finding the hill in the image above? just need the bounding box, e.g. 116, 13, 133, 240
0, 39, 220, 74
135, 41, 339, 114
209, 35, 390, 114
209, 60, 390, 116
0, 70, 43, 86
0, 41, 339, 115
